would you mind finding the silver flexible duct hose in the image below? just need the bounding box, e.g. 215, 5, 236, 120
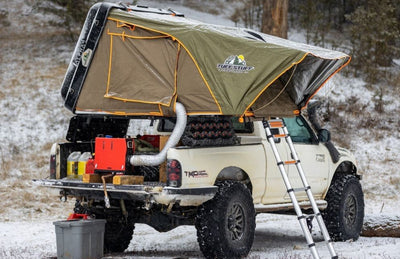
130, 102, 187, 166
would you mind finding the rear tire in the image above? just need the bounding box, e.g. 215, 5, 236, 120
195, 181, 255, 259
89, 202, 134, 253
323, 174, 364, 241
104, 220, 134, 253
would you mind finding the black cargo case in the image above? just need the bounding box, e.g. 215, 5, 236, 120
61, 2, 120, 112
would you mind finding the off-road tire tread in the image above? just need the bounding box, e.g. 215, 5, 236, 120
322, 174, 364, 241
195, 181, 255, 259
104, 221, 134, 253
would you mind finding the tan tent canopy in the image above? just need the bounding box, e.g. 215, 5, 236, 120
65, 4, 350, 118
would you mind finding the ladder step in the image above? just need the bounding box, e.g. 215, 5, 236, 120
277, 160, 300, 166
284, 160, 299, 165
273, 134, 287, 138
297, 213, 319, 220
315, 239, 334, 245
268, 121, 284, 128
287, 186, 310, 193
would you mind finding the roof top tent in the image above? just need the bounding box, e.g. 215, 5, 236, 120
61, 2, 350, 119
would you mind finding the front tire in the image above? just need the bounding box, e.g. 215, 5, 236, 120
195, 181, 256, 259
323, 174, 364, 241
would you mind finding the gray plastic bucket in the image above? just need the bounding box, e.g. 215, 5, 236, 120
53, 219, 106, 259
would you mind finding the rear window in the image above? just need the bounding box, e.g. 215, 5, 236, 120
157, 118, 176, 132
231, 117, 254, 133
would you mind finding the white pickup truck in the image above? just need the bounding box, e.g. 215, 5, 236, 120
37, 112, 364, 258
35, 3, 364, 258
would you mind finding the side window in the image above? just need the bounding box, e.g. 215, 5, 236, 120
157, 118, 176, 132
283, 117, 315, 144
231, 117, 254, 133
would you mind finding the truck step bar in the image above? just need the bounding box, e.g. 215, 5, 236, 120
254, 200, 328, 213
254, 200, 327, 213
263, 119, 338, 259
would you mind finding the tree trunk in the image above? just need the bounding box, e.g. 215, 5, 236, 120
261, 0, 288, 39
361, 214, 400, 237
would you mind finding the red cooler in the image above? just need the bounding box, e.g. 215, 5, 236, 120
94, 137, 134, 173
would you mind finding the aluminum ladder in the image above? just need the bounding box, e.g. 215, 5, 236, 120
263, 118, 338, 259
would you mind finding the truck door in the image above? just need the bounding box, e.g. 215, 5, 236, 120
282, 116, 330, 201
261, 126, 292, 204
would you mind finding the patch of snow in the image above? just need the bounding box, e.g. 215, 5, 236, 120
8, 169, 22, 178
1, 215, 400, 258
288, 28, 308, 44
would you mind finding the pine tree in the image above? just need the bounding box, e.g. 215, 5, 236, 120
230, 0, 263, 30
348, 0, 399, 75
347, 0, 399, 112
297, 0, 322, 44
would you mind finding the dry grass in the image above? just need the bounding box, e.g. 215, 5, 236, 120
0, 15, 73, 219
389, 176, 400, 187
319, 91, 397, 148
0, 177, 75, 221
392, 72, 400, 96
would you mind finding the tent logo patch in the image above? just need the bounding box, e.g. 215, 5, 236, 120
217, 55, 254, 73
81, 48, 93, 67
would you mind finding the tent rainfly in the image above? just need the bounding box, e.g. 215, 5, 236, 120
61, 3, 350, 118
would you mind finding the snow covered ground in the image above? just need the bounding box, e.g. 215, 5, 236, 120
0, 0, 399, 258
1, 214, 400, 259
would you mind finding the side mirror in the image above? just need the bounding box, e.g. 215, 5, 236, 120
318, 129, 331, 143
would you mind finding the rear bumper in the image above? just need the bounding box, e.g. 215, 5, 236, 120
33, 179, 217, 206
154, 186, 218, 206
